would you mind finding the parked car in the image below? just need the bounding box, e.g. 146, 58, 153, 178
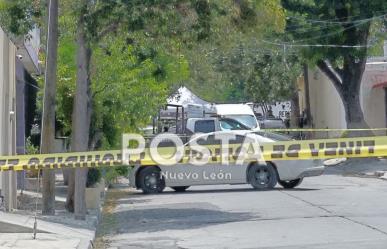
257, 116, 286, 129
128, 130, 324, 193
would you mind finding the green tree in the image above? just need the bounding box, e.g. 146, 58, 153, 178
179, 0, 291, 103
91, 34, 189, 148
0, 0, 41, 35
58, 0, 194, 217
282, 0, 387, 130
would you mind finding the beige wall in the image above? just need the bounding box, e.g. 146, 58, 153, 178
361, 67, 387, 131
307, 63, 386, 134
307, 68, 346, 129
0, 27, 17, 210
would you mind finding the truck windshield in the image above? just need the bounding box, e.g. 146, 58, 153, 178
224, 115, 258, 129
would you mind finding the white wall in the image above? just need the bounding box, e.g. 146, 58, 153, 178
0, 27, 17, 210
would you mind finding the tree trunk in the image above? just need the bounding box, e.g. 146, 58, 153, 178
65, 169, 75, 212
65, 1, 93, 219
303, 64, 312, 125
341, 53, 372, 136
342, 93, 368, 129
41, 0, 58, 215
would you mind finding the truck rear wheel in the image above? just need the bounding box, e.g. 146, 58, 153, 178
138, 166, 165, 194
248, 163, 277, 190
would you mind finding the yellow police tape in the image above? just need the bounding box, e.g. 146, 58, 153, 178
0, 135, 386, 172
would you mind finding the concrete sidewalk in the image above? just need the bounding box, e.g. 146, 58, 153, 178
0, 173, 102, 249
0, 211, 96, 249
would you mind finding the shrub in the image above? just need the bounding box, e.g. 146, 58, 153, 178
86, 168, 102, 188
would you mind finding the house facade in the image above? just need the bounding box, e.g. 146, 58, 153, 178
0, 27, 40, 211
298, 42, 387, 137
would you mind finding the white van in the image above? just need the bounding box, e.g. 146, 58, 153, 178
215, 104, 260, 131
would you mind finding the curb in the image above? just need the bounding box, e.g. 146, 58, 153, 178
80, 187, 106, 249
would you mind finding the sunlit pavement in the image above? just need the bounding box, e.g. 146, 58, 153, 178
96, 175, 387, 249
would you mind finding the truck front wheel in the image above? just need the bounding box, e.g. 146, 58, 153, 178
138, 166, 165, 194
247, 163, 277, 190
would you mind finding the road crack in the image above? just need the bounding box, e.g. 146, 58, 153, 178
279, 190, 387, 237
279, 190, 333, 214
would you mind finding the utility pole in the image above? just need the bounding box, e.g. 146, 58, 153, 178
41, 0, 59, 215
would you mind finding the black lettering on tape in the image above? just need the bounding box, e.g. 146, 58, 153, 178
28, 157, 40, 165
309, 143, 319, 157
43, 157, 56, 164
286, 144, 301, 157
272, 145, 285, 158
65, 156, 78, 163
363, 140, 375, 154
356, 141, 362, 154
103, 154, 114, 161
347, 141, 354, 154
7, 159, 20, 165
325, 142, 338, 156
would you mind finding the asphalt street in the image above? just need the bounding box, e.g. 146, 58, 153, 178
96, 173, 387, 249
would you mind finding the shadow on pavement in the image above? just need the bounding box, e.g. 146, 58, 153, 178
129, 186, 319, 196
0, 221, 47, 233
107, 207, 254, 234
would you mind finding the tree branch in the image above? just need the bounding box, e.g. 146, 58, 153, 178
92, 84, 109, 98
317, 60, 343, 96
97, 21, 119, 41
332, 66, 344, 79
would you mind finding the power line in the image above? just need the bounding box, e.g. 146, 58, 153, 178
286, 10, 387, 22
285, 18, 374, 43
286, 13, 387, 25
283, 13, 387, 33
261, 39, 371, 48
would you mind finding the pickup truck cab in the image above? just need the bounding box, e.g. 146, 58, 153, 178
215, 104, 260, 131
